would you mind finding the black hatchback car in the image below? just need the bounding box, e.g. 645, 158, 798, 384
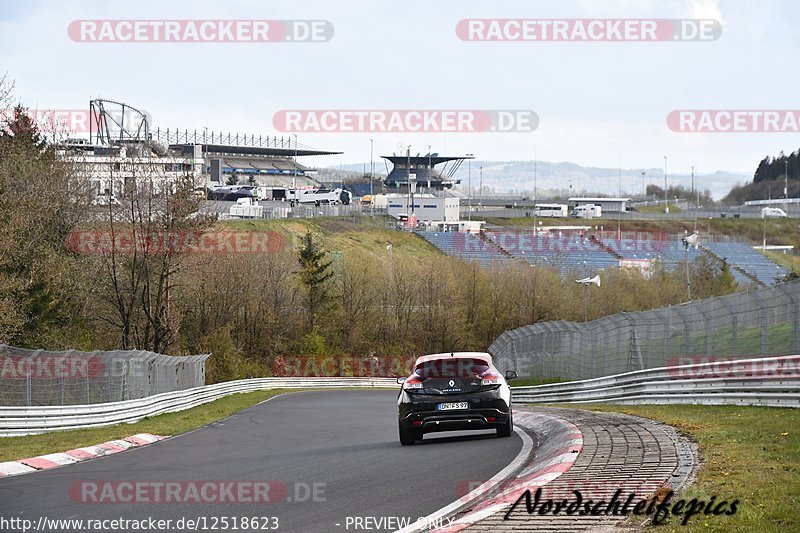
397, 352, 517, 445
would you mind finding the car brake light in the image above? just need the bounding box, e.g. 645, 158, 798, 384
411, 420, 423, 427
486, 416, 496, 423
481, 373, 500, 386
403, 377, 424, 390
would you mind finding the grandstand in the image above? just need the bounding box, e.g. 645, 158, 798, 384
416, 231, 513, 269
701, 242, 789, 285
417, 228, 789, 287
486, 233, 619, 276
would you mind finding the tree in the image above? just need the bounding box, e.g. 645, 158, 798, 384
90, 159, 215, 352
297, 231, 334, 330
0, 95, 91, 346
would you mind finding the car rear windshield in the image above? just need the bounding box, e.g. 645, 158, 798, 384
414, 358, 490, 378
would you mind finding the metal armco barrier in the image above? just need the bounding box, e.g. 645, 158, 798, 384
512, 354, 800, 408
0, 377, 397, 437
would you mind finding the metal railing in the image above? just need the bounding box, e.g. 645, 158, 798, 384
512, 354, 800, 408
490, 280, 800, 381
0, 377, 397, 436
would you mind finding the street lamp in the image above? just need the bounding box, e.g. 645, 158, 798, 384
663, 156, 668, 213
785, 159, 789, 213
293, 134, 298, 190
427, 144, 432, 191
466, 153, 474, 221
681, 232, 699, 301
369, 138, 374, 216
575, 275, 601, 322
479, 165, 483, 211
641, 171, 646, 199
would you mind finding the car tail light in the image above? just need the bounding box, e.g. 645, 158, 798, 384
411, 420, 423, 427
481, 372, 501, 386
403, 376, 424, 390
486, 416, 496, 423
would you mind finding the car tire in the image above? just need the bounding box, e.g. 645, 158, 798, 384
399, 423, 419, 446
497, 411, 513, 438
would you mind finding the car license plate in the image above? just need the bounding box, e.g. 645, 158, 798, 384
438, 402, 469, 411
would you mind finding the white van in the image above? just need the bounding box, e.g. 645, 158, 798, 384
761, 207, 788, 218
571, 204, 602, 218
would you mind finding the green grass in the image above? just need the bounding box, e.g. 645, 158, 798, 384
552, 404, 799, 532
218, 218, 443, 263
0, 389, 289, 462
635, 204, 684, 214
762, 250, 800, 273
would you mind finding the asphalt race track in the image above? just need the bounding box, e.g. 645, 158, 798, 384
0, 390, 523, 532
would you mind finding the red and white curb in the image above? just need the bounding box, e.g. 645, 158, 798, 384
0, 433, 167, 478
396, 410, 583, 533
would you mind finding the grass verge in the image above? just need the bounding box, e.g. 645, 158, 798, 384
0, 389, 289, 463
554, 404, 798, 532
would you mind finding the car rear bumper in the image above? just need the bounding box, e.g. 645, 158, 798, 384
398, 393, 510, 433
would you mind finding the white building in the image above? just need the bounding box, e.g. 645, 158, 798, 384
568, 197, 631, 213
386, 194, 460, 222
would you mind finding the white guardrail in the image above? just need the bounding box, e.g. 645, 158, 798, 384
0, 377, 397, 437
511, 354, 800, 408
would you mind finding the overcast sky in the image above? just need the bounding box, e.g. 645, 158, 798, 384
1, 0, 798, 181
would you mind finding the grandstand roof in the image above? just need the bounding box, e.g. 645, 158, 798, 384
171, 143, 341, 158
382, 155, 474, 165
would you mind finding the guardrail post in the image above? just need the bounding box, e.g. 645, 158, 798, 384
731, 315, 738, 356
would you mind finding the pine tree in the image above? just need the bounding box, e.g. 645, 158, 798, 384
297, 231, 334, 330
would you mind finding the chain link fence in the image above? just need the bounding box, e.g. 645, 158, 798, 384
0, 345, 210, 406
489, 280, 800, 381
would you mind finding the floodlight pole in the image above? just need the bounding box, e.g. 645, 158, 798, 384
427, 145, 432, 192
785, 159, 789, 213
369, 138, 374, 216
533, 148, 538, 234
684, 239, 692, 301
479, 166, 483, 211
466, 154, 473, 221
293, 134, 298, 190
641, 171, 646, 199
663, 156, 668, 213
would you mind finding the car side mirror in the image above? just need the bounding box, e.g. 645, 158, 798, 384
505, 370, 518, 381
396, 377, 405, 385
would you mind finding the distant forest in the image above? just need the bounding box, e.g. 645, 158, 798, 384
723, 149, 800, 204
